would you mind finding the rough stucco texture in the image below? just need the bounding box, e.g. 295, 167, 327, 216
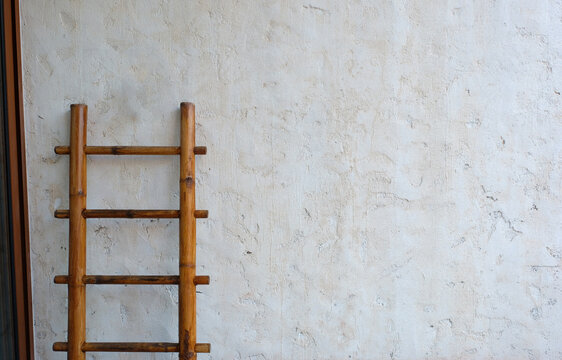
21, 1, 561, 359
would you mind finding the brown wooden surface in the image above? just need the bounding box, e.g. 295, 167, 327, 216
3, 0, 33, 358
55, 209, 208, 219
194, 343, 211, 353
54, 275, 179, 285
54, 275, 210, 286
194, 210, 208, 218
179, 102, 197, 359
193, 275, 210, 285
53, 342, 210, 353
53, 102, 210, 358
54, 145, 207, 155
53, 342, 178, 352
67, 104, 87, 360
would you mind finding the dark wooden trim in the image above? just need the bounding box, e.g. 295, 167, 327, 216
2, 0, 33, 358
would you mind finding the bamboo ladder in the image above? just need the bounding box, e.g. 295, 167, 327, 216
52, 102, 210, 359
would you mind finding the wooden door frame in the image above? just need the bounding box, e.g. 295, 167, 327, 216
2, 0, 34, 358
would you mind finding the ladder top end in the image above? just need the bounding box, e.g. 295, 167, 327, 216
180, 102, 195, 109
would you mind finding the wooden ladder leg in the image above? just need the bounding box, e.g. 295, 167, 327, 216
179, 102, 197, 359
68, 104, 87, 360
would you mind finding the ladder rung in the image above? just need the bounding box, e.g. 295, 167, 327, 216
54, 209, 209, 219
53, 342, 211, 353
193, 275, 210, 285
54, 145, 207, 155
54, 275, 210, 285
195, 343, 211, 353
54, 275, 179, 285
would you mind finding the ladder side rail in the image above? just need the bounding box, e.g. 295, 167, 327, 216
179, 102, 198, 359
67, 104, 87, 360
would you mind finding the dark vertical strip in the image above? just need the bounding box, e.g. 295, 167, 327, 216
0, 0, 16, 358
1, 0, 33, 358
0, 4, 16, 353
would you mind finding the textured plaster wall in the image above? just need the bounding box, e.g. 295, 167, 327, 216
22, 1, 561, 359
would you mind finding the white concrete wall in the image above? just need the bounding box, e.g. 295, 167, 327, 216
22, 1, 561, 359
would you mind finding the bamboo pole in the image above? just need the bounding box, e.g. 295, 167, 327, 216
54, 209, 208, 219
53, 342, 211, 353
53, 342, 179, 352
54, 275, 180, 285
179, 102, 197, 359
54, 275, 210, 286
54, 145, 207, 155
193, 275, 210, 285
67, 104, 87, 360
